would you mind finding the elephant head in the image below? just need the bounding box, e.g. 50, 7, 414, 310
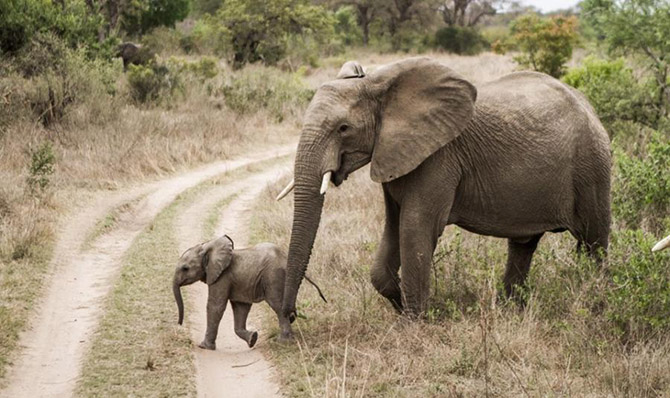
280, 57, 477, 319
173, 235, 234, 325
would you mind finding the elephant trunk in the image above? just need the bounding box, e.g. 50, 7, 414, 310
173, 281, 184, 325
282, 131, 333, 319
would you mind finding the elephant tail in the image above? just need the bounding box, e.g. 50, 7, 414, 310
304, 274, 328, 303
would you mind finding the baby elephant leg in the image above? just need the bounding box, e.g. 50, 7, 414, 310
231, 301, 258, 348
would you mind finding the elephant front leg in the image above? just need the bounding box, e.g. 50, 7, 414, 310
199, 292, 227, 350
371, 189, 402, 311
231, 301, 258, 348
399, 210, 441, 318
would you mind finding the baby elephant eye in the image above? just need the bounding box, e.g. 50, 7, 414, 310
338, 124, 349, 133
180, 265, 188, 271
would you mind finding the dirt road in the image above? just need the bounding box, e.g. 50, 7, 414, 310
177, 167, 289, 398
1, 146, 293, 397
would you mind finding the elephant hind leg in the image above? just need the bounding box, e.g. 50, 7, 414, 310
371, 189, 402, 311
572, 183, 611, 262
503, 234, 543, 301
231, 301, 257, 348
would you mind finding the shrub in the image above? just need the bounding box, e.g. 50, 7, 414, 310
612, 132, 670, 234
0, 0, 102, 55
186, 57, 219, 80
334, 6, 363, 46
126, 62, 184, 104
562, 57, 655, 128
26, 141, 56, 193
607, 229, 670, 339
218, 66, 314, 121
141, 27, 183, 55
14, 34, 120, 126
434, 26, 488, 55
185, 17, 231, 56
510, 14, 578, 78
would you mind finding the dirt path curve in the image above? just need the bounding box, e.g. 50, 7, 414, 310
1, 145, 294, 398
176, 164, 290, 398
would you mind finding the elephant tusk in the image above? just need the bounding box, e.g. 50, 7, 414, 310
320, 171, 332, 195
652, 234, 670, 252
275, 178, 295, 201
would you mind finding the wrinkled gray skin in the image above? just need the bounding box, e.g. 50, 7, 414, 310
173, 236, 294, 349
282, 57, 611, 320
116, 42, 154, 71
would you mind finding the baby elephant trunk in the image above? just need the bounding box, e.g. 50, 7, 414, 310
173, 281, 184, 325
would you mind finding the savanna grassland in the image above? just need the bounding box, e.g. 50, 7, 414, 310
3, 0, 670, 396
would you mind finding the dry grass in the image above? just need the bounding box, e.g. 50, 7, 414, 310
304, 51, 515, 88
251, 167, 670, 397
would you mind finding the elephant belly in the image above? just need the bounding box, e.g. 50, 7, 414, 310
448, 175, 574, 239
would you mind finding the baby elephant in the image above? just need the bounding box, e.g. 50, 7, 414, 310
172, 235, 325, 350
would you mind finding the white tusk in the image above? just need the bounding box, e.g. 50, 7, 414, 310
320, 171, 332, 195
652, 234, 670, 252
275, 178, 295, 201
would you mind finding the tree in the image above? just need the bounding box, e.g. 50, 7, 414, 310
324, 0, 385, 46
581, 0, 670, 122
121, 0, 190, 35
510, 14, 578, 78
215, 0, 335, 68
439, 0, 500, 27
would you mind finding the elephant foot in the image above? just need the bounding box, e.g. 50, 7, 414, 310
198, 340, 216, 350
247, 331, 258, 348
277, 331, 294, 343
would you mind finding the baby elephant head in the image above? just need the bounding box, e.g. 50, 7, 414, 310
173, 235, 234, 325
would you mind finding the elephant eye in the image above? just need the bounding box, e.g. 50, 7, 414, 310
338, 124, 349, 133
181, 265, 188, 271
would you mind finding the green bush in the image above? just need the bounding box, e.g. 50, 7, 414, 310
434, 26, 488, 55
562, 57, 654, 128
126, 61, 184, 104
612, 132, 670, 234
185, 17, 231, 56
186, 57, 219, 80
141, 27, 183, 55
218, 66, 314, 120
510, 14, 578, 78
11, 34, 120, 126
0, 0, 102, 55
607, 229, 670, 339
27, 141, 56, 193
334, 6, 363, 46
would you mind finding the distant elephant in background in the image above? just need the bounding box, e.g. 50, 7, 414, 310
116, 42, 154, 71
173, 235, 326, 349
278, 57, 612, 319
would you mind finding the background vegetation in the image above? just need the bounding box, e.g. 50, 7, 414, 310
2, 0, 670, 395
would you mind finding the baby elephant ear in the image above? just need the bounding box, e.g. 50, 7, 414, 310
336, 60, 366, 79
202, 236, 234, 285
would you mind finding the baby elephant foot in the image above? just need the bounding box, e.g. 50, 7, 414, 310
198, 340, 216, 350
247, 331, 258, 348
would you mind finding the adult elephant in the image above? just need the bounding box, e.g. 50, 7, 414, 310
116, 42, 155, 71
279, 57, 611, 319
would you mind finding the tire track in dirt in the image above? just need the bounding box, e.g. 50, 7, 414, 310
176, 164, 290, 398
1, 145, 293, 398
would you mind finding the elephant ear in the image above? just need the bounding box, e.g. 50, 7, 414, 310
202, 236, 234, 285
369, 57, 477, 183
336, 60, 365, 79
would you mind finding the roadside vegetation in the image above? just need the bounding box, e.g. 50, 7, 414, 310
2, 0, 670, 395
